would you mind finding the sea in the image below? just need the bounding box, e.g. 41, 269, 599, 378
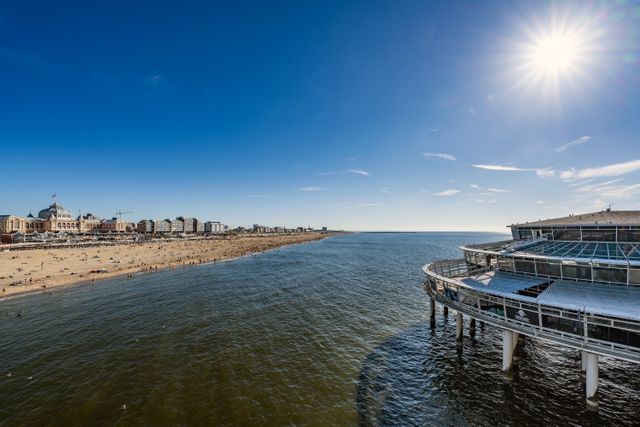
1, 232, 640, 426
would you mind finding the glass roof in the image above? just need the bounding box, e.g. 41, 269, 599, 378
517, 241, 640, 262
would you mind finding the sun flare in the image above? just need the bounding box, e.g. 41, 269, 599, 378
530, 34, 579, 74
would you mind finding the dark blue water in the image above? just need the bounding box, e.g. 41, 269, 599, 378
1, 233, 639, 426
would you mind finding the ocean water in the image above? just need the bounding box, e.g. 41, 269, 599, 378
1, 232, 640, 426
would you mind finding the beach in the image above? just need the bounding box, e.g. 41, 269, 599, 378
0, 232, 338, 298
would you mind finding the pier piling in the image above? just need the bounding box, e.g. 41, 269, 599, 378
586, 352, 599, 403
502, 330, 518, 372
456, 312, 463, 344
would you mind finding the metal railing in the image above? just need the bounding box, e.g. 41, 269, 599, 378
426, 258, 492, 278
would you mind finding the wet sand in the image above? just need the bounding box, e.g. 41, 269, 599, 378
0, 233, 338, 299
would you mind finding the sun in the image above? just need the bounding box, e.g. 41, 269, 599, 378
530, 33, 579, 74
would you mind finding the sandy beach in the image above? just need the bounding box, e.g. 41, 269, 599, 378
0, 232, 338, 299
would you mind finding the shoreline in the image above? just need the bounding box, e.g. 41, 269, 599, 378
1, 232, 345, 301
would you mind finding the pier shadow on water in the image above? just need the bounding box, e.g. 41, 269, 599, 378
356, 316, 640, 426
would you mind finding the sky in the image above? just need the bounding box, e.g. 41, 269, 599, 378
1, 0, 640, 231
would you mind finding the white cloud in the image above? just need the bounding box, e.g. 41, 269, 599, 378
468, 107, 476, 116
536, 168, 556, 178
472, 164, 530, 172
422, 152, 456, 161
299, 186, 325, 192
567, 179, 596, 188
536, 200, 545, 205
356, 203, 383, 207
348, 169, 371, 176
559, 159, 640, 180
567, 178, 640, 206
471, 198, 497, 204
435, 189, 460, 196
554, 136, 592, 153
469, 184, 510, 193
380, 190, 392, 194
573, 179, 624, 193
486, 93, 496, 102
317, 168, 371, 176
248, 194, 272, 198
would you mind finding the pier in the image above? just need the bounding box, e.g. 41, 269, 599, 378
423, 210, 640, 405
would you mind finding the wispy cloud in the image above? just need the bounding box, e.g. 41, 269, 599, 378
422, 152, 456, 161
380, 190, 392, 194
487, 187, 511, 193
434, 189, 460, 196
469, 184, 511, 193
472, 164, 530, 172
554, 136, 592, 153
421, 127, 439, 136
559, 159, 640, 180
471, 198, 497, 204
573, 179, 624, 193
356, 203, 383, 207
486, 93, 496, 102
567, 179, 596, 188
299, 186, 325, 192
317, 168, 371, 176
573, 181, 640, 200
468, 107, 476, 116
536, 168, 556, 178
146, 74, 164, 84
248, 194, 272, 198
348, 169, 371, 176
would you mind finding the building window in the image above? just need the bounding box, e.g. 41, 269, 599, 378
514, 258, 536, 274
562, 262, 592, 281
535, 259, 561, 277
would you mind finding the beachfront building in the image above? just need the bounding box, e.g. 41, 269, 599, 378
100, 218, 128, 232
423, 210, 640, 405
179, 217, 196, 233
205, 221, 226, 234
154, 219, 172, 234
195, 219, 205, 233
0, 215, 26, 234
78, 213, 102, 233
137, 220, 154, 233
2, 203, 80, 234
38, 202, 78, 232
171, 217, 185, 233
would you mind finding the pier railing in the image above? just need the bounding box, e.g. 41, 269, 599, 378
426, 258, 492, 278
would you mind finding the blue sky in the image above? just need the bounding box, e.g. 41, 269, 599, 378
1, 1, 640, 231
